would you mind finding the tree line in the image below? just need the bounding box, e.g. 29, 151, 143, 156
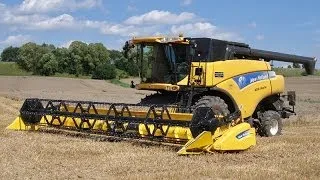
0, 41, 139, 80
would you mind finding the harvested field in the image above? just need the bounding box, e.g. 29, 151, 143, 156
0, 76, 320, 179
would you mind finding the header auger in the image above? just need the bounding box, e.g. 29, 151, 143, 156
8, 35, 314, 155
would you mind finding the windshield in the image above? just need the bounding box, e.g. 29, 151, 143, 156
137, 43, 189, 84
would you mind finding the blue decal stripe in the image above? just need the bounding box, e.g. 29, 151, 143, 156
233, 71, 269, 89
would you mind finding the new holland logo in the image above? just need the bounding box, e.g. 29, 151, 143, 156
237, 76, 246, 88
233, 71, 269, 89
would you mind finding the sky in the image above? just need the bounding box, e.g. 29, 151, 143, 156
0, 0, 319, 68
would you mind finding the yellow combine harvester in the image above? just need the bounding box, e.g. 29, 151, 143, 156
7, 36, 316, 155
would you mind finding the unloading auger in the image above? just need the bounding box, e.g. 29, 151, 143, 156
7, 98, 256, 155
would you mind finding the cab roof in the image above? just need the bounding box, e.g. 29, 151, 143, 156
131, 36, 190, 44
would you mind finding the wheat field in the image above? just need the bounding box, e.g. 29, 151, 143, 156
0, 76, 319, 180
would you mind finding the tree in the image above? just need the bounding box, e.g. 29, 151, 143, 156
18, 42, 56, 74
109, 50, 124, 63
293, 63, 301, 68
1, 46, 20, 62
114, 57, 128, 71
18, 42, 43, 72
126, 59, 139, 76
38, 53, 58, 76
69, 41, 88, 75
53, 47, 71, 73
92, 63, 116, 80
13, 41, 139, 78
88, 43, 110, 74
287, 65, 292, 68
122, 45, 141, 76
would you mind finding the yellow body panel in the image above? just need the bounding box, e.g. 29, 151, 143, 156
210, 60, 271, 86
136, 83, 180, 91
216, 78, 272, 118
177, 123, 256, 155
270, 75, 285, 94
6, 117, 38, 131
177, 131, 213, 155
175, 60, 272, 87
213, 123, 256, 151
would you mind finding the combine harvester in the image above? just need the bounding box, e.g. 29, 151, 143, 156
7, 36, 316, 155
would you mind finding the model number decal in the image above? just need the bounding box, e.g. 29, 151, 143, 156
236, 130, 250, 139
255, 86, 267, 91
214, 72, 224, 78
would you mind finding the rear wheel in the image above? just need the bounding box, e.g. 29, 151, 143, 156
258, 110, 282, 137
190, 96, 230, 137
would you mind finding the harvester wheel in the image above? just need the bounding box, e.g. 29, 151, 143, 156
259, 110, 282, 137
193, 96, 230, 116
190, 96, 230, 137
138, 93, 177, 105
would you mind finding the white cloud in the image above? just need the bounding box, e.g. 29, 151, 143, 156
100, 24, 136, 36
171, 22, 217, 37
124, 10, 196, 25
99, 24, 160, 37
59, 40, 75, 48
19, 0, 101, 13
1, 11, 77, 30
0, 34, 31, 47
256, 34, 265, 40
0, 3, 102, 31
2, 13, 44, 26
248, 21, 257, 28
171, 22, 242, 41
84, 20, 107, 28
181, 0, 192, 6
0, 3, 6, 9
31, 14, 76, 30
0, 3, 243, 46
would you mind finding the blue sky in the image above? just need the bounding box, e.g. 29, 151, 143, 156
0, 0, 319, 67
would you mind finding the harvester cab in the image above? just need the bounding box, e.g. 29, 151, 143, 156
123, 36, 192, 88
7, 35, 317, 155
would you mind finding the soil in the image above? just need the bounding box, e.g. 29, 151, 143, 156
0, 76, 319, 180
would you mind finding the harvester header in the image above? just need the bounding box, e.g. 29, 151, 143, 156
7, 98, 256, 155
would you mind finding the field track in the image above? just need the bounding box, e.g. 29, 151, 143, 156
0, 76, 319, 179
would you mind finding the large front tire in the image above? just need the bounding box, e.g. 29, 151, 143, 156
190, 96, 230, 137
259, 110, 282, 137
